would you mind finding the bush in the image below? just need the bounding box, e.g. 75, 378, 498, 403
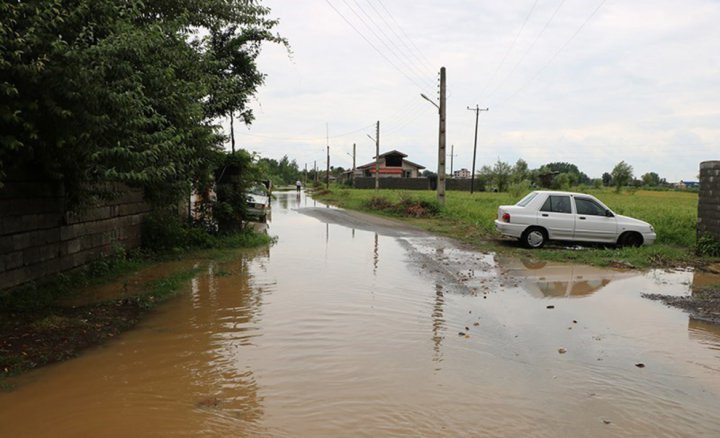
509, 180, 531, 198
364, 193, 440, 217
365, 196, 394, 211
697, 234, 720, 257
141, 210, 215, 252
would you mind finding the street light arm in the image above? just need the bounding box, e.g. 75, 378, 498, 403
420, 93, 440, 110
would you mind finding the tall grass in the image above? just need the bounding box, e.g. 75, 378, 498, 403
321, 187, 697, 247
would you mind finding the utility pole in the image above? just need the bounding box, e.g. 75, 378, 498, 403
325, 124, 330, 189
326, 124, 330, 189
420, 66, 447, 204
375, 121, 380, 191
352, 143, 356, 186
352, 143, 356, 172
229, 110, 235, 153
438, 67, 446, 204
450, 144, 457, 177
326, 144, 330, 189
314, 160, 317, 183
304, 163, 308, 185
467, 104, 489, 194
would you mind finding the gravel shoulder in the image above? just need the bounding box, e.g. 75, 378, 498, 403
643, 289, 720, 324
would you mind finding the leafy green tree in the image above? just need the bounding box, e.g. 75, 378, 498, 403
258, 155, 302, 185
553, 173, 572, 191
611, 161, 634, 192
641, 172, 661, 187
511, 159, 529, 183
493, 160, 513, 192
541, 162, 590, 185
602, 172, 612, 186
0, 0, 284, 207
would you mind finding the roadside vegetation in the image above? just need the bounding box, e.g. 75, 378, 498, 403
313, 186, 706, 269
1, 1, 286, 387
0, 229, 273, 389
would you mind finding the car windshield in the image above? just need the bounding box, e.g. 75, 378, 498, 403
248, 185, 266, 196
516, 192, 538, 207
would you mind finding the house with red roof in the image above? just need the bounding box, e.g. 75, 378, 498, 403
355, 150, 425, 178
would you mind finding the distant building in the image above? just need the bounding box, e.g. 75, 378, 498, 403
675, 180, 699, 189
453, 168, 471, 179
356, 150, 425, 178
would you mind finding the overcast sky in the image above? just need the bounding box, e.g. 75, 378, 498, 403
229, 0, 719, 181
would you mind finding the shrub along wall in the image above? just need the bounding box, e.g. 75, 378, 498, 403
698, 160, 720, 241
0, 181, 151, 290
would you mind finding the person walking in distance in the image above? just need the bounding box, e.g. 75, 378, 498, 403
295, 180, 302, 192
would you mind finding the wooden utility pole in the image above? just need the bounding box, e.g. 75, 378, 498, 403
352, 143, 356, 172
467, 104, 489, 194
437, 67, 446, 205
229, 110, 235, 153
375, 121, 380, 191
450, 144, 456, 177
326, 124, 330, 189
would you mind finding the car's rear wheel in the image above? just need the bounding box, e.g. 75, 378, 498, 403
521, 227, 547, 249
618, 232, 643, 248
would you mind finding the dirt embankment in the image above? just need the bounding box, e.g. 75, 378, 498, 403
1, 300, 145, 382
643, 289, 720, 324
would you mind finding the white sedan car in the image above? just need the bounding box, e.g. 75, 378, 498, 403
495, 191, 656, 248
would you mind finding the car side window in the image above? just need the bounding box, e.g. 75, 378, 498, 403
540, 196, 571, 214
575, 198, 605, 216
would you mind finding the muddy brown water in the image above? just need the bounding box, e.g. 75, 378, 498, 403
2, 191, 720, 437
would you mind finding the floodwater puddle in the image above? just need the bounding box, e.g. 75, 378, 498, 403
2, 191, 720, 437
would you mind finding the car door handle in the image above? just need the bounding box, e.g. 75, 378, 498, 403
541, 213, 548, 217
579, 216, 586, 220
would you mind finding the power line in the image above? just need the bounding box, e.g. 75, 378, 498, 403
477, 0, 539, 99
346, 0, 436, 90
238, 122, 376, 142
494, 0, 608, 107
324, 0, 433, 93
484, 0, 568, 102
366, 0, 436, 73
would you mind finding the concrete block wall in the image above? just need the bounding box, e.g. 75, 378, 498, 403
698, 161, 720, 241
351, 177, 479, 191
0, 182, 151, 290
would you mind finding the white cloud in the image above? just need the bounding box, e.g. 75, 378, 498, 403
227, 0, 720, 181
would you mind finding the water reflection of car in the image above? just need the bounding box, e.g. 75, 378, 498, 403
245, 184, 270, 222
498, 256, 639, 298
495, 190, 656, 248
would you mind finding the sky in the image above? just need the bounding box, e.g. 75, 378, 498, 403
227, 0, 720, 182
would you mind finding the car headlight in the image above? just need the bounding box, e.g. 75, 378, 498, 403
649, 225, 655, 232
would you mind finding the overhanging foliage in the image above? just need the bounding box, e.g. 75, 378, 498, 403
0, 0, 286, 207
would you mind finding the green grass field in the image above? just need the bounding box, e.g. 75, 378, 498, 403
316, 186, 702, 268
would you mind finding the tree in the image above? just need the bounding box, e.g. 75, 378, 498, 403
511, 159, 529, 183
0, 0, 285, 207
493, 160, 513, 192
611, 161, 634, 192
641, 172, 661, 187
541, 162, 590, 185
553, 173, 572, 191
602, 172, 612, 187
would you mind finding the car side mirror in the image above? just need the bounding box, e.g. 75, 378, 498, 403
605, 209, 614, 217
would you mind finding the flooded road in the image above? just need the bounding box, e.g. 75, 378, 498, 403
2, 191, 720, 437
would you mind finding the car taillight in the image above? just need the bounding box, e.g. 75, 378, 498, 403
502, 212, 511, 223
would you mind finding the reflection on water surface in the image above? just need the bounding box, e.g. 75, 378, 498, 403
1, 191, 720, 437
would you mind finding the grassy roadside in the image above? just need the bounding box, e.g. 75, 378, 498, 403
312, 186, 709, 269
0, 229, 273, 389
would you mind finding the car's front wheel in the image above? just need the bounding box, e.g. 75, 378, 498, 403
521, 227, 547, 249
618, 231, 643, 248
